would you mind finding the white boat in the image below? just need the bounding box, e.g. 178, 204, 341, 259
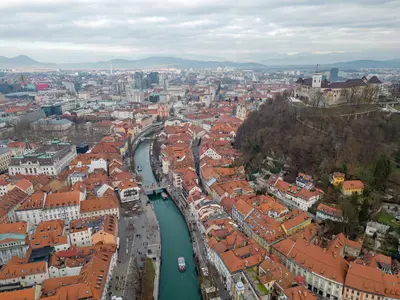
161, 192, 168, 199
136, 165, 143, 172
178, 257, 186, 272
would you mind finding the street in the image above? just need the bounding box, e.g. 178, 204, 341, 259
108, 193, 160, 299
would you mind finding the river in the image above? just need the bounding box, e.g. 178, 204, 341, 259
134, 140, 201, 300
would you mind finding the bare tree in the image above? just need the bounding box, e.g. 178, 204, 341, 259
390, 82, 400, 98
311, 90, 324, 107
342, 87, 358, 104
361, 85, 379, 104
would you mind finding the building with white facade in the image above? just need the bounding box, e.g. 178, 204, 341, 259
0, 179, 8, 196
80, 196, 119, 219
0, 148, 11, 173
126, 88, 144, 102
269, 179, 322, 211
8, 143, 77, 176
48, 260, 82, 279
69, 154, 107, 173
0, 222, 29, 266
232, 199, 254, 229
118, 180, 140, 203
15, 192, 46, 225
272, 238, 347, 300
30, 220, 70, 252
316, 203, 343, 222
0, 259, 48, 287
200, 147, 222, 160
235, 104, 247, 120
365, 221, 390, 238
42, 191, 81, 221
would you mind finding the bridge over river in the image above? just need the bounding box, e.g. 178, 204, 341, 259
142, 183, 170, 195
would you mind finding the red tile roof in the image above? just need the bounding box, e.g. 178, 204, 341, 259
343, 180, 364, 190
273, 238, 348, 283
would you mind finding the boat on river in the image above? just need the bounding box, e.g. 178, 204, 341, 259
136, 164, 143, 172
161, 192, 168, 199
178, 257, 186, 272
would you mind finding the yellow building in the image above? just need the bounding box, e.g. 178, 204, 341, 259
342, 180, 364, 196
330, 172, 345, 186
281, 211, 312, 236
91, 215, 118, 246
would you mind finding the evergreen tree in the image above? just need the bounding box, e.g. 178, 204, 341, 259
374, 154, 392, 190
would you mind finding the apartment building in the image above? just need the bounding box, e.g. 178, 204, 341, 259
30, 220, 70, 251
42, 191, 81, 221
80, 196, 119, 219
0, 178, 8, 196
343, 263, 400, 300
0, 148, 11, 173
69, 215, 118, 247
272, 238, 348, 300
15, 192, 46, 225
0, 258, 48, 287
118, 180, 140, 203
0, 189, 30, 224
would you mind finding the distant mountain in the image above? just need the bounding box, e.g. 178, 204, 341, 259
0, 55, 266, 70
264, 59, 400, 71
63, 56, 266, 69
0, 55, 42, 67
1, 54, 399, 70
326, 59, 400, 69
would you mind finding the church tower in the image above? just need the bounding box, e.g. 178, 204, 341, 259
312, 64, 322, 88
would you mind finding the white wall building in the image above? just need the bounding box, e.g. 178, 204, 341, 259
200, 147, 222, 160
0, 181, 8, 196
0, 261, 49, 287
118, 181, 140, 203
69, 228, 92, 247
8, 144, 77, 176
0, 148, 11, 173
365, 221, 390, 238
48, 264, 82, 279
15, 193, 46, 225
0, 222, 29, 266
42, 191, 81, 221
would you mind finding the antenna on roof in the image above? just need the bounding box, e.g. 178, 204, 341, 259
315, 64, 319, 73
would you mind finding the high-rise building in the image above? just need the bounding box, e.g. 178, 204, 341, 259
126, 88, 144, 102
149, 72, 160, 85
330, 68, 339, 82
134, 72, 143, 90
62, 81, 76, 94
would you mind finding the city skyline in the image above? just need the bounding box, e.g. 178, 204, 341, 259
0, 0, 399, 64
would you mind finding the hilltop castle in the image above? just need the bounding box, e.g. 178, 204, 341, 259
295, 70, 382, 106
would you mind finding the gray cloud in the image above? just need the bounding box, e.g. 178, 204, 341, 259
0, 0, 399, 63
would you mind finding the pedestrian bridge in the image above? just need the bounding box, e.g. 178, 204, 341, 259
139, 136, 156, 141
142, 183, 170, 195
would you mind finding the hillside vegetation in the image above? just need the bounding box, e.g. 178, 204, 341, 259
235, 95, 400, 190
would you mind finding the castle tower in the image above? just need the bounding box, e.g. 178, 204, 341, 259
312, 64, 322, 88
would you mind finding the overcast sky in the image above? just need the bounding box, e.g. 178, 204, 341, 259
0, 0, 399, 63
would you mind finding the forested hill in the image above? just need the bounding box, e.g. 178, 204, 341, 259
235, 97, 400, 180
